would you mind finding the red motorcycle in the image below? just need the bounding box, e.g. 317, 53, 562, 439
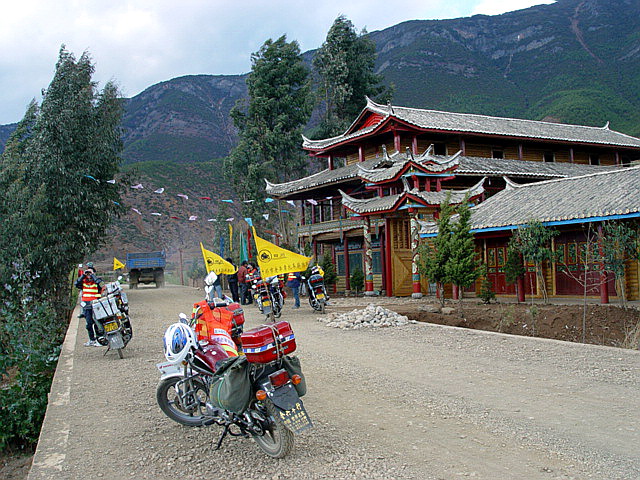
156, 272, 311, 458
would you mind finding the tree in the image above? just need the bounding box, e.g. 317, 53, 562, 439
319, 251, 337, 287
224, 36, 312, 220
312, 15, 392, 138
350, 268, 364, 295
510, 220, 559, 304
0, 46, 124, 308
419, 192, 455, 306
601, 221, 639, 307
504, 239, 526, 302
445, 197, 481, 302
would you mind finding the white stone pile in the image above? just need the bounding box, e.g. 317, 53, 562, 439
319, 303, 412, 329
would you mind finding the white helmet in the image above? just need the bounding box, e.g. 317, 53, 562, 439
163, 323, 197, 363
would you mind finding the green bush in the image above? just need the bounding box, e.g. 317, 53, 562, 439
350, 268, 364, 294
0, 267, 66, 450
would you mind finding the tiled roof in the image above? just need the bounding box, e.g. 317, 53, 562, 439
340, 178, 485, 214
303, 98, 640, 151
265, 149, 615, 196
420, 166, 640, 235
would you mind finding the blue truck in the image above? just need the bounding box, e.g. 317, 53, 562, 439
126, 251, 166, 288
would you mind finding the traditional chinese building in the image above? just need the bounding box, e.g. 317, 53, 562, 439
265, 98, 640, 298
421, 166, 640, 301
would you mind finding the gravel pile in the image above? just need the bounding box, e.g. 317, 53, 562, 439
318, 303, 413, 329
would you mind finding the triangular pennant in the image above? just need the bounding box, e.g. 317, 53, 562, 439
200, 242, 237, 274
252, 227, 311, 278
113, 257, 126, 270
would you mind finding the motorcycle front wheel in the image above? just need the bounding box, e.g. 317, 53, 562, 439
156, 377, 208, 426
253, 399, 294, 459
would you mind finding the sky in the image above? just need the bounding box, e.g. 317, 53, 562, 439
0, 0, 555, 125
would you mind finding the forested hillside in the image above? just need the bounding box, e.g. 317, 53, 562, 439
2, 0, 639, 165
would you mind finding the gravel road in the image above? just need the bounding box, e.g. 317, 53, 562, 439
29, 285, 640, 480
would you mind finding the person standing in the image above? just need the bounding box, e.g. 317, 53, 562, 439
237, 261, 249, 305
74, 262, 103, 346
286, 271, 302, 309
225, 258, 239, 303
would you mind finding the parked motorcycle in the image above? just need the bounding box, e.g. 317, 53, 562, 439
267, 276, 284, 320
252, 276, 275, 322
305, 269, 328, 314
156, 272, 311, 458
92, 278, 132, 359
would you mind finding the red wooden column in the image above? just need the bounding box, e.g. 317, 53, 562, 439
343, 233, 351, 293
452, 285, 459, 300
312, 238, 318, 262
380, 225, 387, 295
384, 218, 393, 297
409, 209, 422, 298
363, 217, 375, 295
394, 130, 401, 152
598, 224, 609, 304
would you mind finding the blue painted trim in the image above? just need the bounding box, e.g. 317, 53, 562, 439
419, 212, 640, 238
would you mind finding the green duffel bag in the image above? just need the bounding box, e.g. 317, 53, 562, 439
282, 355, 307, 397
209, 355, 252, 414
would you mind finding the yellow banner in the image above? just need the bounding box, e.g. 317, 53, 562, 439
252, 227, 311, 278
200, 243, 237, 274
113, 257, 126, 271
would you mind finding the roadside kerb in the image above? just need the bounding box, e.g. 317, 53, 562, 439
27, 307, 79, 480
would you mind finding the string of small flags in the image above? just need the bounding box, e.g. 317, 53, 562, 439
83, 175, 330, 222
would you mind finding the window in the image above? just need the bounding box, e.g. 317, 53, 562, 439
492, 149, 504, 159
433, 143, 447, 155
336, 253, 363, 275
543, 152, 555, 162
589, 154, 600, 165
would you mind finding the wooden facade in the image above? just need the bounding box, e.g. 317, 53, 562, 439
266, 99, 640, 300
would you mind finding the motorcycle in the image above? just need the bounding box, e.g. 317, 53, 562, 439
252, 276, 275, 322
156, 272, 311, 458
91, 278, 133, 359
305, 271, 328, 314
266, 276, 284, 320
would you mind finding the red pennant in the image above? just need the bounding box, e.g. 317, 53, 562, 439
200, 196, 212, 200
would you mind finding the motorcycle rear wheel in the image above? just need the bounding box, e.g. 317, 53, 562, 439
156, 377, 208, 426
253, 399, 294, 459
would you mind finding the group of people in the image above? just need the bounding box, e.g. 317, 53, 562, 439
221, 259, 305, 309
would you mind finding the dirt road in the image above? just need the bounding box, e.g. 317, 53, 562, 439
29, 285, 640, 479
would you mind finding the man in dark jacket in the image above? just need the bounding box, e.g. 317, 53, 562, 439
226, 258, 239, 302
286, 271, 302, 309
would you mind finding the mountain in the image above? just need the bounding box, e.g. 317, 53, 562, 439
2, 0, 639, 164
370, 0, 640, 135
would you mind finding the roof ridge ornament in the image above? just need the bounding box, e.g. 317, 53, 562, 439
503, 176, 522, 190
603, 121, 610, 129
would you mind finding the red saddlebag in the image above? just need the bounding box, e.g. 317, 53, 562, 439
240, 321, 297, 363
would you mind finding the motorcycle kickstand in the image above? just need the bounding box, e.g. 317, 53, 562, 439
214, 424, 231, 450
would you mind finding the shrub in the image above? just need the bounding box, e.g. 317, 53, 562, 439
0, 267, 66, 450
478, 276, 496, 304
350, 268, 364, 294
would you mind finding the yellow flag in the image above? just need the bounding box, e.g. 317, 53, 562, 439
229, 223, 233, 251
252, 227, 311, 278
200, 243, 237, 274
113, 257, 126, 271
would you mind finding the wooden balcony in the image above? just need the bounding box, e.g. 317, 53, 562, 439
296, 218, 385, 240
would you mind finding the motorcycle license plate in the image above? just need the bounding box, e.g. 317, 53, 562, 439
278, 401, 312, 434
316, 293, 325, 300
104, 321, 118, 333
263, 300, 271, 307
156, 361, 182, 376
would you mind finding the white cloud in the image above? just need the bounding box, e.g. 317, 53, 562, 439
471, 0, 555, 16
0, 0, 553, 124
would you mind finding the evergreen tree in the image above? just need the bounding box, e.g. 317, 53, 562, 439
312, 15, 392, 138
0, 47, 124, 306
419, 191, 454, 306
224, 36, 312, 220
445, 197, 481, 299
